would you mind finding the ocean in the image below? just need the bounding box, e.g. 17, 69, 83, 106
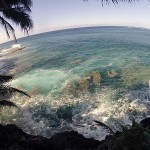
0, 26, 150, 140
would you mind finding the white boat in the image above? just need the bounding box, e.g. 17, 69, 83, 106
0, 44, 26, 55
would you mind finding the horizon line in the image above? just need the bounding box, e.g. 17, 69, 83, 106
1, 25, 150, 45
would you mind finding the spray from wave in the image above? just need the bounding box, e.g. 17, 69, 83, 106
0, 86, 150, 141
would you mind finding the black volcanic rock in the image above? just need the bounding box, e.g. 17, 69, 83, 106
0, 124, 50, 150
139, 117, 150, 129
0, 118, 148, 150
50, 130, 101, 150
0, 124, 101, 150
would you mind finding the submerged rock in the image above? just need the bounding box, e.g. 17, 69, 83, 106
78, 71, 102, 91
65, 83, 76, 95
78, 77, 90, 91
107, 70, 118, 78
92, 70, 102, 85
69, 59, 81, 65
64, 71, 102, 95
85, 71, 102, 85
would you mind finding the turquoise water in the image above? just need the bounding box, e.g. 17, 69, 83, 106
0, 26, 150, 140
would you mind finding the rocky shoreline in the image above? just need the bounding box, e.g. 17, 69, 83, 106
0, 124, 100, 150
0, 117, 150, 150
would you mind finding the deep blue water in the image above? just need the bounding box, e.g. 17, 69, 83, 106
0, 26, 150, 140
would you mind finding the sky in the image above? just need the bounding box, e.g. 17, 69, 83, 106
1, 0, 150, 43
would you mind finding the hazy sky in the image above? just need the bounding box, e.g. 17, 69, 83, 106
1, 0, 150, 43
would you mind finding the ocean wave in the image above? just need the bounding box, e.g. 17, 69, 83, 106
0, 87, 150, 141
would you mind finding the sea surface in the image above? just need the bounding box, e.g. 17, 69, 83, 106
0, 26, 150, 140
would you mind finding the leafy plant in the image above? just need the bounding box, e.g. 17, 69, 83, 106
0, 0, 33, 41
0, 75, 30, 108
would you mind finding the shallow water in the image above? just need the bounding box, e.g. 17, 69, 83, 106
0, 26, 150, 140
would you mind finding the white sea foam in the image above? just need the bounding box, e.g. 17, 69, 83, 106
11, 68, 74, 94
0, 87, 150, 141
1, 26, 150, 141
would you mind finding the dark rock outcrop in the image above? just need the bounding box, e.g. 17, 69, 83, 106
0, 124, 50, 150
0, 117, 149, 150
0, 124, 101, 150
107, 70, 118, 78
139, 117, 150, 129
50, 131, 101, 150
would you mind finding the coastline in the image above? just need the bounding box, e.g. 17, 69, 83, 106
0, 26, 150, 148
0, 117, 150, 150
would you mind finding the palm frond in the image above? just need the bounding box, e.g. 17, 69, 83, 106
0, 86, 30, 98
0, 0, 32, 12
0, 100, 18, 108
5, 0, 32, 7
0, 75, 14, 83
84, 0, 140, 5
2, 8, 33, 33
94, 120, 114, 135
11, 87, 30, 97
0, 0, 33, 39
0, 15, 16, 41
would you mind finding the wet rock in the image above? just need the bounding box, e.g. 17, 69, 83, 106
65, 71, 102, 94
92, 71, 102, 85
139, 117, 150, 129
0, 124, 50, 150
19, 137, 48, 150
107, 70, 118, 78
78, 70, 102, 91
50, 131, 101, 150
78, 78, 89, 91
65, 83, 76, 95
0, 124, 102, 150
